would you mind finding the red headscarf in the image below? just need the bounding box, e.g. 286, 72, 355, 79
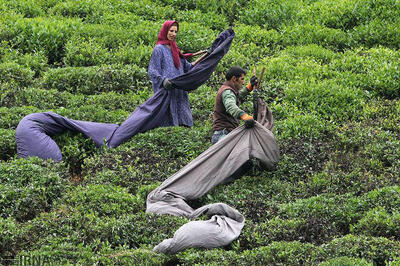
156, 20, 193, 69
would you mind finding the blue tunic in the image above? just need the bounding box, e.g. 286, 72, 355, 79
148, 44, 194, 127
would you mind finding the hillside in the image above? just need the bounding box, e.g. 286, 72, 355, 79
1, 0, 400, 264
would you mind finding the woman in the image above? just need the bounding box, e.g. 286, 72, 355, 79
148, 20, 200, 127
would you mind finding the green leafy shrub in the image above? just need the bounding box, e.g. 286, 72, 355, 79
0, 106, 41, 129
177, 241, 325, 265
55, 105, 130, 124
0, 157, 68, 221
117, 0, 176, 21
81, 19, 159, 47
176, 10, 228, 31
320, 256, 373, 266
58, 184, 142, 217
0, 49, 48, 78
329, 47, 400, 99
0, 0, 44, 18
350, 207, 400, 238
350, 19, 400, 49
0, 61, 35, 87
53, 131, 98, 175
240, 218, 307, 248
0, 129, 16, 161
238, 0, 302, 29
285, 79, 367, 122
49, 0, 109, 23
1, 15, 83, 65
63, 36, 153, 68
41, 64, 150, 94
14, 243, 101, 266
63, 36, 111, 67
105, 249, 169, 265
322, 235, 400, 265
359, 186, 400, 213
300, 0, 371, 30
282, 24, 350, 51
233, 23, 281, 49
278, 193, 357, 235
176, 22, 217, 53
0, 217, 22, 260
0, 87, 72, 109
21, 209, 188, 254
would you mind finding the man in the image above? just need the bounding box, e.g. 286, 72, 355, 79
210, 66, 258, 184
211, 66, 258, 144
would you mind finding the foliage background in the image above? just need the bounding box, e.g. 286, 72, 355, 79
1, 0, 400, 264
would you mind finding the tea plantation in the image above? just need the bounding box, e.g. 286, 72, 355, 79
1, 0, 400, 265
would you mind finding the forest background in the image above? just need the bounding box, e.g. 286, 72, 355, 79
1, 0, 400, 265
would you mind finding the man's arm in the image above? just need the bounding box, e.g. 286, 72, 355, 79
237, 87, 250, 102
222, 89, 255, 128
222, 90, 246, 119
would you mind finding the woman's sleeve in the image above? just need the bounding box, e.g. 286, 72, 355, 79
182, 58, 193, 73
148, 46, 165, 91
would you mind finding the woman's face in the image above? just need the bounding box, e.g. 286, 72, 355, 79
167, 25, 178, 41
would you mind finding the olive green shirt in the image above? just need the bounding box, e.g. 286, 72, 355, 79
221, 87, 249, 119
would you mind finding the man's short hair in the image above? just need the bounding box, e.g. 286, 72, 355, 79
226, 66, 246, 81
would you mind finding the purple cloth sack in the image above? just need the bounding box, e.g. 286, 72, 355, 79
16, 112, 118, 161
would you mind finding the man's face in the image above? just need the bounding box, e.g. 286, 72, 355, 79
233, 73, 245, 90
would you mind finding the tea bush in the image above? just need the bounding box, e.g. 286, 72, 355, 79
0, 106, 41, 129
20, 209, 188, 254
48, 0, 109, 23
300, 0, 371, 30
0, 0, 44, 18
0, 157, 68, 221
0, 129, 16, 161
238, 0, 302, 29
0, 49, 48, 78
176, 10, 228, 31
322, 234, 400, 265
41, 64, 150, 94
176, 241, 326, 265
0, 61, 35, 87
350, 207, 400, 239
319, 256, 373, 266
0, 15, 83, 65
282, 24, 350, 51
56, 184, 142, 217
0, 217, 21, 260
63, 36, 153, 68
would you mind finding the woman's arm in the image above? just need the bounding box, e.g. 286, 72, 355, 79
182, 58, 194, 73
148, 46, 166, 91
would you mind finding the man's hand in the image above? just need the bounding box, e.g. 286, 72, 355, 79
241, 113, 255, 128
246, 76, 258, 91
162, 78, 174, 90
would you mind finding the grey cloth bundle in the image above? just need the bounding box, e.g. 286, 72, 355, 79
146, 103, 279, 254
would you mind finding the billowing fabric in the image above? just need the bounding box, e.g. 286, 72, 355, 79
148, 44, 194, 127
108, 28, 235, 148
16, 112, 118, 162
171, 28, 235, 91
156, 20, 193, 68
146, 100, 279, 254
